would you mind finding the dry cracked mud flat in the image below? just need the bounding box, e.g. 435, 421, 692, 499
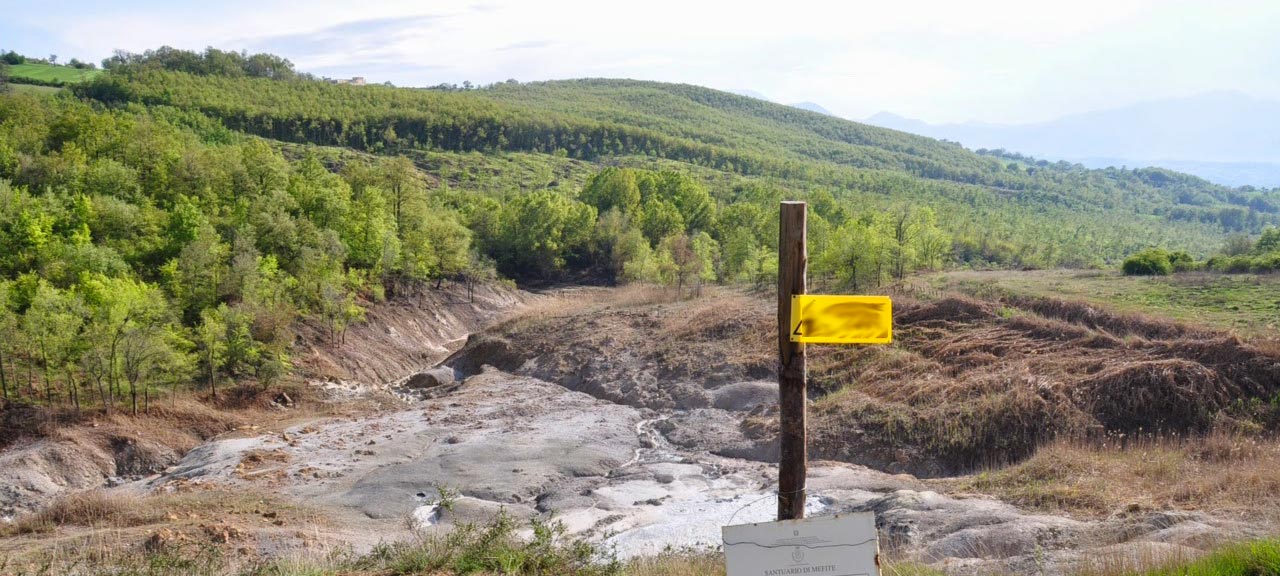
4, 286, 1273, 574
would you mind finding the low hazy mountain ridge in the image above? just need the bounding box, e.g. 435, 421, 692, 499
790, 101, 834, 115
866, 91, 1280, 187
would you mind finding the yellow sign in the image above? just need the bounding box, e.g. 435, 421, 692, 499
790, 295, 892, 344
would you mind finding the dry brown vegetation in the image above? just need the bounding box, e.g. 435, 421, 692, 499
0, 488, 327, 573
958, 432, 1280, 521
807, 294, 1280, 476
1, 490, 162, 536
1, 380, 332, 451
622, 553, 726, 576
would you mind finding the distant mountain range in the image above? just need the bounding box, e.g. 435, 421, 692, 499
729, 88, 770, 101
729, 89, 834, 117
790, 101, 834, 116
864, 91, 1280, 188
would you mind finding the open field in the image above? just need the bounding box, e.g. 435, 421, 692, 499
8, 62, 103, 84
4, 83, 60, 95
931, 269, 1280, 338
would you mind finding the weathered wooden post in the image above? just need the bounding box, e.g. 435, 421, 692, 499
725, 205, 888, 573
777, 201, 807, 521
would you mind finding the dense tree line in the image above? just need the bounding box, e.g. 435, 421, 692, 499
1123, 228, 1280, 275
1204, 228, 1280, 273
101, 46, 297, 80
66, 65, 1278, 268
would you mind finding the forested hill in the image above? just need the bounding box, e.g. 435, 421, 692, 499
2, 47, 1278, 407
75, 69, 1278, 240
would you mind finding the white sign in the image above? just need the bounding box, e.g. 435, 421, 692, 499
722, 513, 880, 576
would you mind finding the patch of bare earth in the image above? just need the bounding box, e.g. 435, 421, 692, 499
6, 281, 1279, 573
296, 280, 534, 385
446, 284, 776, 410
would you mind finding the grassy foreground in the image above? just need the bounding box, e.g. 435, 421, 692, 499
259, 536, 1279, 576
3, 494, 1276, 575
1144, 540, 1280, 575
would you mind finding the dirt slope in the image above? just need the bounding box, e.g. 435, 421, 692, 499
297, 281, 533, 386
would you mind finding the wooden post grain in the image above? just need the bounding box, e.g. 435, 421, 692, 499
777, 201, 807, 521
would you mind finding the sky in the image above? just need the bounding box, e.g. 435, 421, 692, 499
3, 0, 1280, 124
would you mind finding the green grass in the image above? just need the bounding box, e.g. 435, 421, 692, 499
4, 84, 60, 95
883, 564, 948, 576
9, 62, 102, 85
934, 269, 1280, 337
1081, 539, 1280, 576
1143, 539, 1280, 575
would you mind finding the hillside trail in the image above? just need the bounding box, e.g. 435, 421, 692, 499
121, 286, 1268, 575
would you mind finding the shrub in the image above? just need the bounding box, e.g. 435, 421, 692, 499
1208, 253, 1280, 274
1122, 248, 1173, 276
1168, 251, 1198, 272
1221, 255, 1256, 274
1250, 252, 1280, 273
2, 491, 159, 535
353, 511, 620, 575
1257, 227, 1280, 253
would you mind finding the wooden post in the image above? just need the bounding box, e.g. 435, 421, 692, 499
777, 201, 807, 521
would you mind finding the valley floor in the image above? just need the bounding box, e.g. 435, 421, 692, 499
2, 278, 1279, 575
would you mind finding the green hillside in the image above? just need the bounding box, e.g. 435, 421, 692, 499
2, 46, 1279, 409
77, 70, 1279, 263
8, 62, 102, 85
